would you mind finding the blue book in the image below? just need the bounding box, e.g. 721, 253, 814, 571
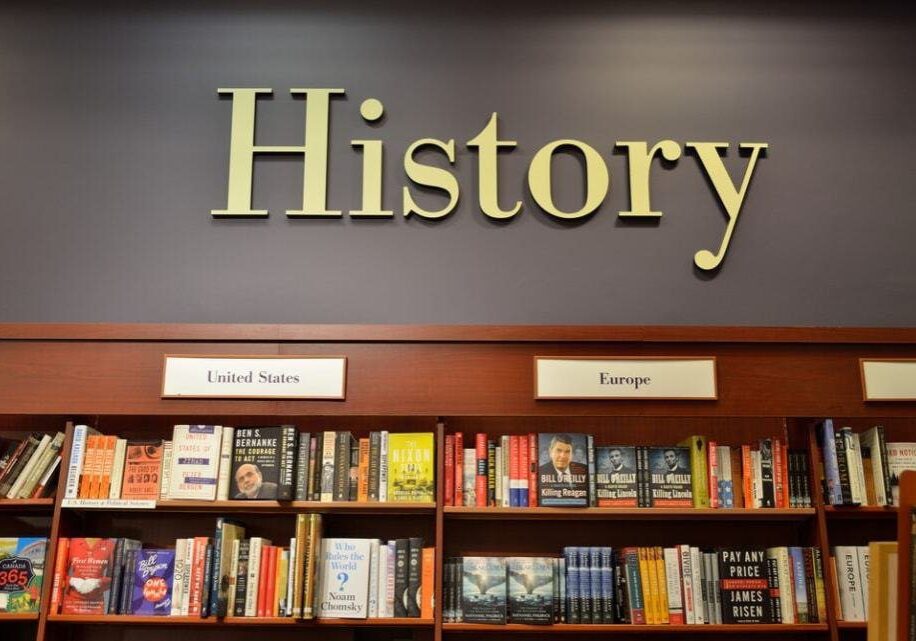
131, 549, 175, 615
599, 547, 614, 624
789, 547, 809, 623
820, 419, 843, 505
563, 547, 580, 623
578, 547, 592, 623
588, 547, 602, 623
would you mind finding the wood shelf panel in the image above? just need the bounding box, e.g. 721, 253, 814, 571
444, 507, 816, 521
824, 506, 897, 519
47, 615, 432, 627
0, 613, 40, 621
835, 621, 866, 629
442, 623, 830, 634
0, 499, 54, 510
62, 500, 436, 515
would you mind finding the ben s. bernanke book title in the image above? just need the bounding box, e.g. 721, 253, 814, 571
537, 433, 589, 507
230, 426, 297, 500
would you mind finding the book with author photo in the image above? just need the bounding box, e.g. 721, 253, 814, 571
648, 447, 693, 507
537, 433, 589, 507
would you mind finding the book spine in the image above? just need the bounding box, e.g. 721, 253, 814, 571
171, 537, 187, 616
453, 432, 463, 507
8, 435, 48, 498
636, 447, 649, 507
278, 427, 296, 501
107, 438, 127, 499
200, 543, 214, 618
295, 433, 310, 501
188, 537, 207, 616
509, 435, 519, 507
320, 432, 336, 502
357, 437, 370, 502
444, 434, 454, 506
50, 537, 69, 615
379, 431, 389, 503
245, 538, 263, 617
600, 547, 614, 624
407, 537, 422, 617
421, 547, 434, 620
819, 420, 842, 505
527, 433, 537, 508
790, 547, 809, 623
766, 555, 782, 623
664, 547, 684, 624
708, 440, 719, 508
475, 434, 487, 508
499, 435, 508, 507
486, 439, 496, 507
564, 547, 580, 624
368, 539, 380, 618
678, 545, 695, 625
812, 547, 827, 623
685, 436, 709, 508
333, 432, 350, 502
207, 519, 223, 617
760, 438, 775, 507
588, 547, 601, 623
579, 547, 593, 623
587, 435, 597, 508
108, 538, 126, 614
20, 433, 64, 498
623, 547, 645, 624
834, 431, 854, 505
159, 441, 173, 500
877, 426, 893, 506
120, 548, 138, 615
216, 426, 234, 501
394, 538, 409, 617
181, 538, 194, 616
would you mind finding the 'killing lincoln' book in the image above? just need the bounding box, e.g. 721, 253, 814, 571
537, 433, 589, 507
507, 557, 554, 625
595, 446, 638, 507
647, 447, 693, 507
461, 556, 507, 624
718, 548, 774, 624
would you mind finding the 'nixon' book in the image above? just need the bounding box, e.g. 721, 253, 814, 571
386, 433, 435, 503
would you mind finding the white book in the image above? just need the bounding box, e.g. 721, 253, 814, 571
18, 432, 66, 498
386, 541, 396, 617
768, 547, 795, 624
500, 436, 510, 507
215, 426, 235, 501
846, 432, 867, 505
181, 538, 194, 615
690, 546, 704, 624
834, 546, 866, 621
861, 427, 888, 506
286, 539, 295, 617
664, 547, 684, 624
378, 431, 389, 502
710, 554, 721, 624
857, 546, 870, 619
168, 425, 222, 500
171, 537, 188, 616
159, 441, 173, 501
35, 455, 62, 496
886, 442, 916, 506
108, 438, 127, 499
368, 539, 380, 618
65, 424, 96, 498
227, 538, 241, 616
320, 431, 337, 502
376, 543, 389, 617
463, 450, 476, 507
246, 537, 270, 616
7, 434, 52, 498
317, 538, 372, 618
678, 544, 695, 624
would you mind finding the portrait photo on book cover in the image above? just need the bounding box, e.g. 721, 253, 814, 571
537, 433, 588, 484
597, 446, 636, 475
651, 447, 690, 475
233, 462, 278, 499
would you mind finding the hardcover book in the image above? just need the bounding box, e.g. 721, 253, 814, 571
316, 538, 371, 618
61, 538, 117, 615
130, 549, 175, 615
461, 557, 507, 624
885, 442, 916, 506
647, 447, 693, 507
121, 441, 163, 500
230, 426, 293, 500
718, 549, 773, 624
386, 433, 435, 503
507, 557, 554, 624
0, 537, 47, 613
537, 433, 589, 507
595, 446, 638, 507
168, 425, 222, 500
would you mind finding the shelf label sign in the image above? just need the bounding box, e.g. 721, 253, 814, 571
535, 357, 717, 400
861, 359, 916, 401
162, 355, 347, 399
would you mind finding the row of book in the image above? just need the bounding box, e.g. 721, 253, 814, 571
444, 545, 826, 625
831, 544, 872, 622
445, 432, 812, 509
0, 433, 65, 499
0, 538, 47, 613
819, 421, 915, 507
49, 516, 434, 619
65, 425, 434, 503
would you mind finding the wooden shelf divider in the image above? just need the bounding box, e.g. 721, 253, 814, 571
47, 615, 433, 627
442, 623, 831, 634
444, 506, 816, 521
60, 499, 436, 515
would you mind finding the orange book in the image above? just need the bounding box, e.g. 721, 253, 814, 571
741, 445, 753, 508
638, 547, 655, 624
188, 536, 209, 616
78, 435, 98, 498
654, 547, 669, 623
257, 545, 272, 617
267, 545, 278, 618
121, 441, 164, 500
357, 438, 370, 502
420, 547, 435, 619
97, 435, 117, 498
50, 537, 69, 614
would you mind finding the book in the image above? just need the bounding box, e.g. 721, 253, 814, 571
507, 556, 553, 624
678, 435, 709, 508
386, 432, 435, 503
216, 426, 235, 501
886, 442, 916, 506
461, 557, 507, 624
130, 549, 175, 615
61, 538, 117, 615
168, 425, 222, 500
647, 447, 693, 507
407, 537, 423, 617
107, 538, 140, 613
0, 537, 47, 613
317, 538, 372, 618
230, 426, 293, 500
718, 548, 773, 623
595, 446, 638, 507
121, 441, 163, 500
537, 433, 589, 507
867, 541, 898, 641
65, 425, 98, 499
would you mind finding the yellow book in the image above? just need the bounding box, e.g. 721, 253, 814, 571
386, 432, 435, 503
638, 547, 656, 624
867, 542, 898, 641
302, 513, 323, 619
654, 547, 669, 624
274, 547, 286, 617
678, 435, 709, 507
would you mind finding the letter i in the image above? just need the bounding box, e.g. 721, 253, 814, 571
350, 98, 393, 217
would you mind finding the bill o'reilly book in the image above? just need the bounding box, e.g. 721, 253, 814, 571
461, 556, 507, 624
595, 446, 638, 507
507, 556, 554, 624
230, 426, 296, 500
647, 447, 693, 507
718, 548, 774, 624
537, 433, 589, 507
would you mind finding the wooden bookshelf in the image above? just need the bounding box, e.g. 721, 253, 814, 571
1, 323, 915, 641
834, 621, 867, 629
0, 613, 40, 621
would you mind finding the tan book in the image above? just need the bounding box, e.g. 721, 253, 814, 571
292, 513, 307, 617
863, 455, 877, 506
302, 513, 323, 619
867, 542, 898, 641
357, 438, 370, 502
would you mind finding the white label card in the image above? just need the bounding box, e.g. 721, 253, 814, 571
535, 357, 717, 400
162, 355, 347, 399
861, 359, 916, 401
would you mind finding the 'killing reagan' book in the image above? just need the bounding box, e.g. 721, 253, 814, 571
537, 433, 589, 507
718, 548, 774, 624
461, 557, 507, 624
0, 537, 47, 613
595, 446, 638, 507
317, 538, 372, 619
647, 447, 693, 507
507, 557, 554, 624
230, 426, 297, 500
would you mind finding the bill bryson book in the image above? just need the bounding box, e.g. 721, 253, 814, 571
120, 440, 163, 500
130, 549, 175, 615
717, 548, 774, 624
168, 425, 222, 500
537, 433, 589, 507
595, 446, 638, 507
386, 433, 435, 503
0, 537, 47, 613
507, 556, 554, 624
461, 556, 507, 624
647, 447, 693, 507
317, 538, 372, 619
230, 426, 295, 500
61, 538, 117, 614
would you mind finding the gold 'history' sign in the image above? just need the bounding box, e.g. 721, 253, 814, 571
211, 88, 768, 271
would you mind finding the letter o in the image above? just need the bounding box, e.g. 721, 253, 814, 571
528, 139, 610, 219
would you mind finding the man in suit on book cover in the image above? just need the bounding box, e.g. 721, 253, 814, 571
607, 447, 634, 474
538, 434, 588, 485
661, 448, 690, 475
233, 463, 278, 499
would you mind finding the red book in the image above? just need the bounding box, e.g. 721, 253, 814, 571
772, 439, 784, 508
741, 445, 753, 507
444, 434, 454, 506
263, 545, 277, 618
508, 435, 519, 506
454, 432, 464, 506
50, 537, 69, 614
518, 435, 529, 507
257, 544, 270, 617
708, 440, 719, 508
61, 538, 117, 614
187, 536, 209, 616
527, 433, 537, 507
475, 433, 487, 508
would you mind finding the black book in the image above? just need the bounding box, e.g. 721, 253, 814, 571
278, 425, 297, 500
294, 432, 310, 501
231, 427, 285, 500
717, 548, 773, 624
765, 556, 781, 623
368, 432, 381, 502
614, 550, 630, 624
803, 548, 818, 623
461, 556, 507, 624
487, 440, 496, 507
348, 436, 359, 501
647, 447, 693, 507
393, 538, 409, 617
333, 431, 354, 501
834, 432, 854, 505
309, 434, 321, 501
233, 540, 250, 616
406, 537, 423, 617
551, 558, 560, 623
759, 439, 775, 508
536, 433, 589, 507
199, 542, 213, 618
507, 557, 553, 625
109, 538, 141, 613
636, 446, 651, 508
787, 452, 798, 508
0, 434, 39, 495
119, 547, 139, 614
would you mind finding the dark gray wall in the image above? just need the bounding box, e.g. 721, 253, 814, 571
1, 2, 914, 325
